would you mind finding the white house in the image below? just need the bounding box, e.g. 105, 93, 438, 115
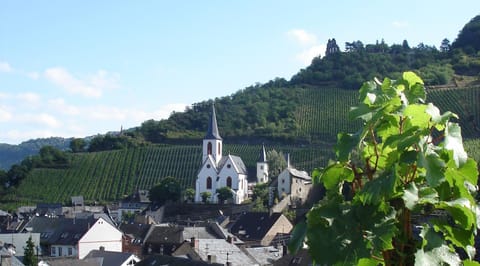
195, 105, 249, 204
24, 215, 123, 260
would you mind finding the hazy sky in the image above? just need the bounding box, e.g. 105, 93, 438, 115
0, 1, 478, 144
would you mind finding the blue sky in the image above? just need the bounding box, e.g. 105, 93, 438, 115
0, 1, 478, 144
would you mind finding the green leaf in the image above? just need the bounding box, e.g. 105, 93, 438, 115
356, 170, 398, 205
349, 103, 374, 121
311, 168, 323, 184
418, 146, 446, 187
403, 182, 419, 210
357, 258, 383, 266
288, 220, 306, 255
321, 163, 354, 190
403, 71, 424, 86
425, 103, 457, 130
444, 122, 468, 167
335, 133, 357, 162
414, 245, 461, 266
464, 260, 480, 266
404, 104, 430, 129
439, 199, 476, 230
420, 225, 443, 250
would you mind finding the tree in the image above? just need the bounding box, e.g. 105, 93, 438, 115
23, 236, 38, 266
148, 177, 181, 205
252, 182, 269, 207
70, 138, 86, 153
200, 191, 211, 203
184, 188, 195, 202
267, 149, 287, 176
216, 187, 233, 204
289, 72, 479, 265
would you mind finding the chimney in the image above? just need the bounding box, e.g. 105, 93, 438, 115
190, 237, 199, 249
226, 262, 232, 266
99, 246, 105, 251
227, 236, 233, 244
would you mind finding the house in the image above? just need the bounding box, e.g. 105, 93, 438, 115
273, 248, 312, 266
143, 225, 184, 255
119, 223, 152, 258
136, 254, 223, 266
229, 212, 293, 246
194, 105, 250, 204
23, 215, 122, 259
0, 245, 24, 266
0, 233, 41, 256
84, 249, 140, 266
173, 237, 258, 265
36, 203, 63, 217
277, 161, 312, 205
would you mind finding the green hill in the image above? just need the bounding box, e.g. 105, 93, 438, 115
2, 86, 479, 208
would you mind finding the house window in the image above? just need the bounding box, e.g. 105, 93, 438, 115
281, 179, 285, 184
68, 247, 73, 256
207, 177, 212, 189
51, 247, 56, 256
260, 165, 263, 170
58, 247, 63, 256
207, 142, 212, 155
226, 177, 232, 188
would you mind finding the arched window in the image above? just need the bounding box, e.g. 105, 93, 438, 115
226, 176, 232, 188
207, 142, 212, 155
218, 143, 221, 155
207, 177, 212, 189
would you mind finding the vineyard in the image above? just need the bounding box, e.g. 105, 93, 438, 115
5, 85, 480, 207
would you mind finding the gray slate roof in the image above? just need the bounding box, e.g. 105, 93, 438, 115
205, 105, 222, 140
218, 155, 247, 175
258, 145, 267, 163
288, 168, 311, 181
24, 216, 97, 245
230, 212, 285, 241
84, 250, 138, 266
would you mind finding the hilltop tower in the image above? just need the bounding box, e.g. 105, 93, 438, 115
256, 144, 269, 183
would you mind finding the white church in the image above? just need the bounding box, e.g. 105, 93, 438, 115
194, 105, 269, 204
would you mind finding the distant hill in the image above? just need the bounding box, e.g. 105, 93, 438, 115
0, 138, 71, 170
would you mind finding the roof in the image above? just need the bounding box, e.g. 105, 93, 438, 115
136, 255, 223, 266
24, 216, 98, 245
230, 212, 286, 241
40, 257, 103, 266
0, 247, 24, 266
144, 225, 184, 244
71, 196, 84, 206
36, 203, 63, 216
205, 104, 222, 140
218, 155, 248, 175
0, 233, 41, 256
273, 249, 312, 266
119, 223, 151, 242
287, 169, 311, 181
84, 250, 139, 266
258, 145, 267, 163
246, 246, 283, 265
196, 238, 257, 265
182, 226, 219, 240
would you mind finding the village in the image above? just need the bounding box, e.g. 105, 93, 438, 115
0, 106, 316, 266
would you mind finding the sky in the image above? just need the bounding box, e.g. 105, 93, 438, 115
0, 1, 478, 144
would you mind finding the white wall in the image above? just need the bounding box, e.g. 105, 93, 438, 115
78, 218, 122, 259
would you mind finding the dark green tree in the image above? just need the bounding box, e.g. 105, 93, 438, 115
201, 191, 211, 203
452, 15, 480, 54
70, 138, 86, 153
184, 188, 195, 202
216, 187, 233, 204
440, 38, 451, 53
148, 177, 181, 205
267, 149, 287, 176
252, 182, 269, 207
23, 236, 38, 266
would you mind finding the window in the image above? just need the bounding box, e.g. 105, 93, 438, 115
58, 247, 63, 256
206, 177, 212, 189
260, 165, 263, 170
51, 247, 56, 256
218, 143, 221, 154
207, 142, 212, 155
226, 176, 232, 188
68, 247, 73, 256
281, 179, 285, 184
206, 164, 211, 168
227, 164, 231, 168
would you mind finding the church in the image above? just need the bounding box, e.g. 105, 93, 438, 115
194, 105, 268, 204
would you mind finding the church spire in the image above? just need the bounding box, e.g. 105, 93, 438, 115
205, 104, 222, 140
258, 144, 267, 163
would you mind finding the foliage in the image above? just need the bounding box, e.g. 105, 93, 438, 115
289, 72, 479, 265
267, 149, 288, 176
251, 197, 268, 212
184, 187, 195, 202
88, 134, 143, 152
216, 187, 233, 204
452, 15, 480, 54
252, 182, 269, 208
148, 176, 181, 205
200, 191, 211, 203
282, 209, 296, 223
70, 138, 86, 153
23, 236, 38, 266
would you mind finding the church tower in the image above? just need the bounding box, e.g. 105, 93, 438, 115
256, 144, 269, 183
202, 104, 222, 165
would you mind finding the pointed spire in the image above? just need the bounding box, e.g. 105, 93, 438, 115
258, 144, 267, 163
205, 104, 222, 140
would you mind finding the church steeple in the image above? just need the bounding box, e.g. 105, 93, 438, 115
205, 104, 222, 140
257, 144, 269, 183
202, 104, 223, 164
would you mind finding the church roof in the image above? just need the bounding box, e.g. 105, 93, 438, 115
258, 144, 267, 163
218, 155, 247, 175
205, 105, 222, 140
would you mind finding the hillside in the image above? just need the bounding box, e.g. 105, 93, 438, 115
1, 86, 479, 208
